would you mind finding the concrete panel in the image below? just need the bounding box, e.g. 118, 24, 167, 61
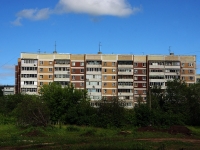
71, 55, 85, 60
148, 55, 165, 60
102, 55, 117, 61
134, 56, 146, 62
38, 54, 54, 59
86, 55, 101, 60
21, 53, 37, 59
118, 55, 133, 60
54, 54, 70, 59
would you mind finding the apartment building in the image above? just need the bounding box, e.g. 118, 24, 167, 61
15, 52, 196, 108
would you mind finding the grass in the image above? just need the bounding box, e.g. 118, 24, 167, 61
0, 124, 200, 149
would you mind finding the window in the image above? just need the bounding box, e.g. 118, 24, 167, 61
103, 89, 107, 93
80, 69, 84, 73
112, 76, 115, 80
80, 82, 84, 86
143, 63, 146, 67
188, 63, 193, 67
104, 75, 107, 80
104, 62, 107, 66
112, 83, 116, 86
134, 83, 138, 87
104, 83, 107, 86
142, 83, 146, 87
182, 76, 185, 80
189, 70, 193, 73
134, 63, 137, 67
104, 69, 107, 72
112, 62, 115, 66
182, 70, 185, 73
112, 69, 116, 72
40, 68, 43, 72
134, 90, 138, 94
182, 63, 185, 67
142, 76, 146, 80
72, 76, 75, 80
40, 75, 43, 79
49, 68, 52, 72
134, 70, 138, 74
112, 89, 116, 94
190, 77, 194, 80
49, 75, 52, 79
81, 76, 84, 80
134, 76, 138, 80
143, 90, 146, 94
72, 69, 75, 73
72, 62, 75, 66
49, 61, 52, 65
80, 62, 84, 66
40, 61, 43, 65
40, 82, 43, 86
142, 70, 146, 74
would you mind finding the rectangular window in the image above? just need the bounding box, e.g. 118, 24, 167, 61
143, 63, 146, 67
142, 83, 146, 87
112, 62, 116, 66
143, 90, 146, 94
103, 89, 107, 93
72, 62, 75, 66
104, 69, 107, 72
112, 69, 116, 72
182, 63, 185, 67
104, 75, 107, 80
112, 76, 115, 80
40, 75, 43, 79
49, 75, 52, 79
40, 61, 43, 65
182, 76, 185, 80
80, 62, 84, 66
112, 89, 116, 94
134, 70, 138, 74
40, 82, 43, 86
142, 70, 146, 74
81, 76, 84, 80
189, 70, 193, 73
80, 82, 84, 86
188, 63, 193, 67
134, 76, 138, 80
134, 63, 138, 67
40, 68, 43, 72
104, 62, 107, 66
72, 76, 75, 80
49, 68, 52, 72
104, 83, 107, 86
49, 61, 52, 65
142, 76, 146, 80
190, 77, 194, 80
112, 83, 116, 86
72, 69, 75, 73
134, 83, 138, 87
134, 90, 138, 94
80, 69, 84, 73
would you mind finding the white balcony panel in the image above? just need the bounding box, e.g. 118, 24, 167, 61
86, 71, 102, 74
86, 78, 101, 82
149, 79, 165, 82
164, 72, 179, 75
54, 64, 70, 67
86, 85, 102, 89
118, 85, 133, 89
21, 85, 38, 88
21, 70, 37, 74
21, 78, 37, 82
54, 71, 70, 74
118, 72, 133, 75
118, 79, 133, 82
54, 78, 70, 81
118, 65, 133, 68
165, 66, 180, 69
89, 92, 101, 96
21, 63, 37, 67
149, 65, 165, 68
149, 72, 165, 76
86, 64, 102, 67
119, 92, 133, 96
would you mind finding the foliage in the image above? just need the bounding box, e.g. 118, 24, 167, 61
13, 95, 50, 127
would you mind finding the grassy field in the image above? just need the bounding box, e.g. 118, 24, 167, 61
0, 124, 200, 150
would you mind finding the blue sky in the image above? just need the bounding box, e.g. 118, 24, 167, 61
0, 0, 200, 85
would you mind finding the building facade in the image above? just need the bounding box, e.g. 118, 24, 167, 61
15, 52, 196, 108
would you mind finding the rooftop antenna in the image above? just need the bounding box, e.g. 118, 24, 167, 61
53, 41, 57, 53
98, 42, 102, 54
169, 46, 171, 54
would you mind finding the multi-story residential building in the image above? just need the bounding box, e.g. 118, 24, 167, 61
15, 52, 196, 108
0, 85, 15, 95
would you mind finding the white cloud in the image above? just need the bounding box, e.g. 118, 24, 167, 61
12, 8, 51, 26
12, 0, 141, 25
55, 0, 141, 17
